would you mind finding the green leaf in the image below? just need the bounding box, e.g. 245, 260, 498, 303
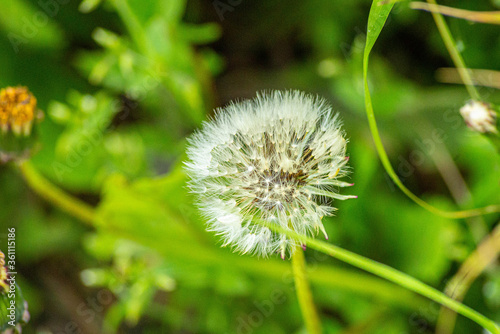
363, 1, 394, 60
54, 91, 118, 157
79, 0, 104, 13
0, 0, 65, 51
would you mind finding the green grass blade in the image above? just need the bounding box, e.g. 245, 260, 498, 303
362, 0, 500, 219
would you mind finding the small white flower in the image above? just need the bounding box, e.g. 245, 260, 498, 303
185, 91, 355, 257
460, 100, 498, 134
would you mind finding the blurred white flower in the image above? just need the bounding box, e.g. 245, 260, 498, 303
460, 100, 498, 134
185, 91, 355, 257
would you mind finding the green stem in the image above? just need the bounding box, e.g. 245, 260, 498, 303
262, 222, 500, 334
17, 160, 95, 225
362, 2, 500, 219
292, 246, 322, 334
425, 1, 500, 153
426, 0, 480, 100
364, 71, 500, 218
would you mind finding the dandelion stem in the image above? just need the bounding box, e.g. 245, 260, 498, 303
435, 222, 500, 334
261, 221, 500, 334
292, 246, 322, 334
426, 0, 480, 101
17, 160, 95, 225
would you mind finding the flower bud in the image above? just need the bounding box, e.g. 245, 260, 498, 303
0, 251, 7, 293
459, 100, 498, 134
0, 86, 43, 163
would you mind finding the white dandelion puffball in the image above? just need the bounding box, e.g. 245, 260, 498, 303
185, 91, 356, 257
459, 100, 498, 134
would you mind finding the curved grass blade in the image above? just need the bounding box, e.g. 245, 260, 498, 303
362, 0, 500, 219
260, 220, 500, 334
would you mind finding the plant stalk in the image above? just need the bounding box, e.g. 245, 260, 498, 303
292, 246, 322, 334
17, 160, 95, 225
262, 222, 500, 334
426, 0, 480, 100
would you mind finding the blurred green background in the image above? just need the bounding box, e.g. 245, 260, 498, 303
0, 0, 500, 333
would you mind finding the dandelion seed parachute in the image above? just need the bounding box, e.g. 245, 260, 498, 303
185, 90, 355, 257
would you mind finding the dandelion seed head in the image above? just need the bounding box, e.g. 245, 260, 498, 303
460, 100, 498, 134
185, 91, 355, 257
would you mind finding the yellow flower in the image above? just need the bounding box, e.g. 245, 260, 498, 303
0, 86, 37, 137
0, 86, 43, 163
0, 251, 8, 293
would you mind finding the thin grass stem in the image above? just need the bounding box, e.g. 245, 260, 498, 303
292, 246, 322, 334
17, 160, 95, 225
